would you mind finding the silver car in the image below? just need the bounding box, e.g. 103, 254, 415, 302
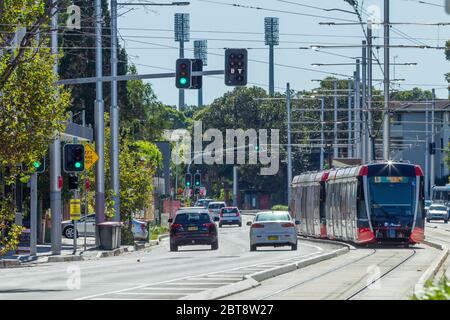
62, 214, 96, 239
248, 211, 299, 251
426, 204, 449, 223
207, 201, 226, 221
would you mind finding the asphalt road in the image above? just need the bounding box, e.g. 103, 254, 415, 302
0, 215, 339, 300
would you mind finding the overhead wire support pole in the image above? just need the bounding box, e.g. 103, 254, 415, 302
431, 89, 436, 191
354, 59, 361, 160
361, 41, 367, 164
347, 79, 353, 158
425, 98, 429, 200
50, 0, 62, 255
111, 0, 120, 222
286, 83, 292, 205
383, 0, 391, 160
320, 97, 325, 170
367, 22, 373, 161
333, 79, 338, 159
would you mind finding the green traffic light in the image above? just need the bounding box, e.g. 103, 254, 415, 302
179, 77, 187, 85
33, 161, 41, 168
75, 162, 82, 169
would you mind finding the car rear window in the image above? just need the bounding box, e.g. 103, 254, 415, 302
174, 213, 211, 224
209, 203, 225, 209
222, 208, 238, 214
256, 213, 291, 222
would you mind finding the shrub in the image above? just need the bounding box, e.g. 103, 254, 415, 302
271, 205, 288, 211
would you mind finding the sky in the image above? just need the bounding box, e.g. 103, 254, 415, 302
116, 0, 450, 107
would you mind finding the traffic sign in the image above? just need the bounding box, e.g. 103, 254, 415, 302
84, 144, 99, 170
70, 199, 82, 221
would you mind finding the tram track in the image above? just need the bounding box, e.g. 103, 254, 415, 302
345, 248, 416, 300
257, 247, 417, 300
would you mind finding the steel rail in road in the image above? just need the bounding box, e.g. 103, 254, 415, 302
345, 249, 416, 300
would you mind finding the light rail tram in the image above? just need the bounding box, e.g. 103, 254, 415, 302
290, 162, 425, 246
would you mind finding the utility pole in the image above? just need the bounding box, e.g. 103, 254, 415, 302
194, 40, 207, 107
361, 41, 367, 164
50, 0, 62, 255
265, 17, 279, 96
431, 89, 436, 190
175, 13, 190, 110
333, 79, 338, 159
110, 0, 120, 222
320, 97, 325, 170
95, 0, 106, 233
383, 0, 391, 160
367, 22, 373, 162
354, 60, 361, 160
347, 79, 353, 158
286, 83, 292, 204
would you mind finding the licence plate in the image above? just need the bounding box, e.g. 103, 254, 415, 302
268, 236, 279, 241
388, 229, 396, 238
223, 213, 235, 217
188, 226, 198, 231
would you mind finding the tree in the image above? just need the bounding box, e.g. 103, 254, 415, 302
0, 1, 71, 255
446, 40, 450, 91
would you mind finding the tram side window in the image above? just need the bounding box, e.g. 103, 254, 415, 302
356, 180, 367, 219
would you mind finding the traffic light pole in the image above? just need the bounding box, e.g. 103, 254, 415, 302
95, 0, 106, 237
30, 173, 37, 256
50, 0, 62, 255
111, 0, 120, 222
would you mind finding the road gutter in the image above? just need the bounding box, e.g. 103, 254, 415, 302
414, 239, 449, 298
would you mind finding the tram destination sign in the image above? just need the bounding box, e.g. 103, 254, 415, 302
373, 177, 408, 184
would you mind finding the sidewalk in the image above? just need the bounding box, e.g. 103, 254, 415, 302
0, 234, 169, 268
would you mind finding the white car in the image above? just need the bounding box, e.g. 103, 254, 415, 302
426, 204, 449, 223
248, 211, 299, 251
207, 201, 226, 221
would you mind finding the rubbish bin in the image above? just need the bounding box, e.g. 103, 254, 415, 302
97, 222, 122, 250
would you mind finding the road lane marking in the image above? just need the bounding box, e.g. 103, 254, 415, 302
75, 250, 322, 300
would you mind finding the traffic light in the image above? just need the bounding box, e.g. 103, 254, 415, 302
194, 172, 201, 187
68, 175, 79, 190
191, 59, 203, 89
32, 157, 45, 174
225, 48, 248, 86
176, 58, 192, 89
429, 142, 436, 155
63, 144, 85, 173
185, 173, 192, 188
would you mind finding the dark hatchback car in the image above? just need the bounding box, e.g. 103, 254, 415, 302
169, 209, 219, 252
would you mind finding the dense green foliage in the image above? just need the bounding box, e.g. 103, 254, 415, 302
0, 0, 71, 255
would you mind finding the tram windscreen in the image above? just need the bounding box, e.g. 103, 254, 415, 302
368, 176, 416, 217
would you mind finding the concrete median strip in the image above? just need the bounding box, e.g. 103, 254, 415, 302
183, 246, 349, 300
414, 239, 449, 298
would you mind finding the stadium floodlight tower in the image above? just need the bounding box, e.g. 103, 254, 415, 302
264, 17, 279, 96
175, 13, 190, 111
194, 40, 208, 107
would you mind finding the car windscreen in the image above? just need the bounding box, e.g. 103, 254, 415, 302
222, 208, 238, 214
174, 213, 211, 224
429, 205, 447, 211
256, 213, 291, 222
